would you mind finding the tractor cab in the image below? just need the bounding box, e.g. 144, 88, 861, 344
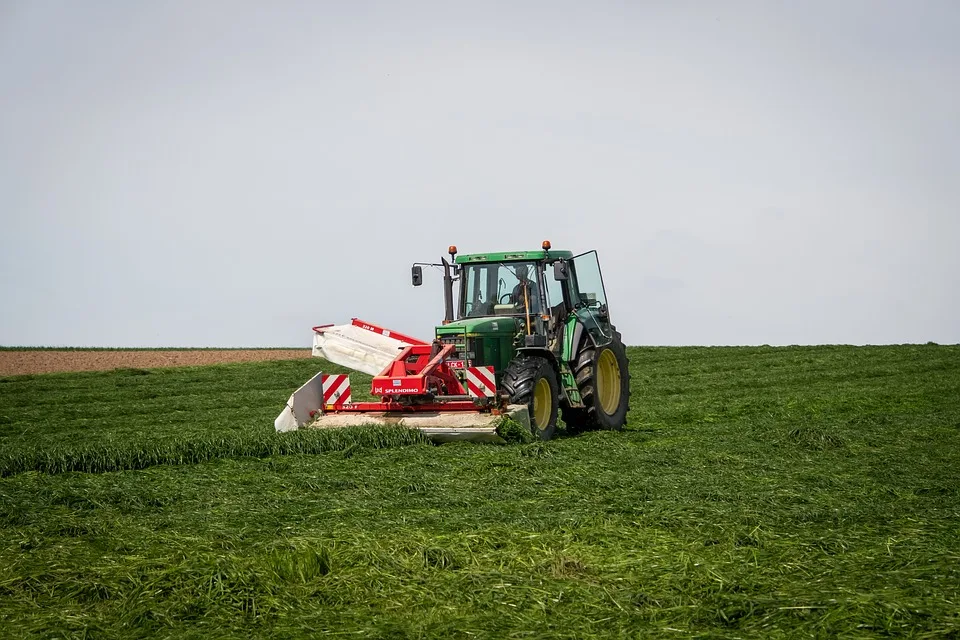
457, 248, 612, 337
413, 245, 615, 351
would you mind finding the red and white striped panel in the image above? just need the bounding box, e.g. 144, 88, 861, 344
322, 374, 352, 407
465, 366, 496, 398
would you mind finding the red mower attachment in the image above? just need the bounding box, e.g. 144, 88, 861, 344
277, 320, 531, 442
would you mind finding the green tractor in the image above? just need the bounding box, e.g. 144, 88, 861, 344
411, 242, 630, 439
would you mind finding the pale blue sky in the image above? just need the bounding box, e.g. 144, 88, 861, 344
1, 1, 958, 346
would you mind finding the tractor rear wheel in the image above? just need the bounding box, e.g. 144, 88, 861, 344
564, 328, 630, 431
501, 355, 559, 440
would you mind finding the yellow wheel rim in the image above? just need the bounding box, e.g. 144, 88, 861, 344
596, 350, 622, 415
533, 378, 551, 430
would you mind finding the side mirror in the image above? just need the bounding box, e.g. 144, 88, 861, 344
411, 265, 423, 286
553, 261, 569, 281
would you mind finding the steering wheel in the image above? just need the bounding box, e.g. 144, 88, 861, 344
499, 293, 514, 304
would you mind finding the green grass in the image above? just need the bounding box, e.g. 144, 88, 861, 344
1, 345, 959, 638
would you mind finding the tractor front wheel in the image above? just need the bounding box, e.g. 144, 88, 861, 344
502, 356, 559, 440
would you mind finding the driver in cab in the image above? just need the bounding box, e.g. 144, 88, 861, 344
511, 264, 540, 313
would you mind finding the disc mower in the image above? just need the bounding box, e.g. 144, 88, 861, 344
275, 242, 630, 442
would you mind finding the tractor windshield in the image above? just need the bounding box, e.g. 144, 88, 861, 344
461, 261, 543, 318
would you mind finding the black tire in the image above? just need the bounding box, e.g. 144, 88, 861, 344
501, 355, 559, 441
565, 328, 630, 431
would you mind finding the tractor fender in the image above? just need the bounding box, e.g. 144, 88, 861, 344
567, 310, 616, 362
566, 318, 598, 364
515, 346, 562, 382
516, 346, 557, 365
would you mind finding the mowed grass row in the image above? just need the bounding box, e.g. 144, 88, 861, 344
1, 345, 959, 637
0, 360, 384, 475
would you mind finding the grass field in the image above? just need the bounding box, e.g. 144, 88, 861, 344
1, 345, 959, 638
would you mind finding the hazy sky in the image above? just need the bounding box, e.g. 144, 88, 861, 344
2, 1, 958, 347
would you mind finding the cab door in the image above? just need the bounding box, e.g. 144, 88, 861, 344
571, 250, 614, 347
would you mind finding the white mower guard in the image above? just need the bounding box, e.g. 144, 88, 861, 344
311, 320, 424, 376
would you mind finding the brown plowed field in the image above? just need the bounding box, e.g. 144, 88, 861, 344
0, 350, 312, 377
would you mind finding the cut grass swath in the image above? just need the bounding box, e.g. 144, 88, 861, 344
0, 426, 428, 476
